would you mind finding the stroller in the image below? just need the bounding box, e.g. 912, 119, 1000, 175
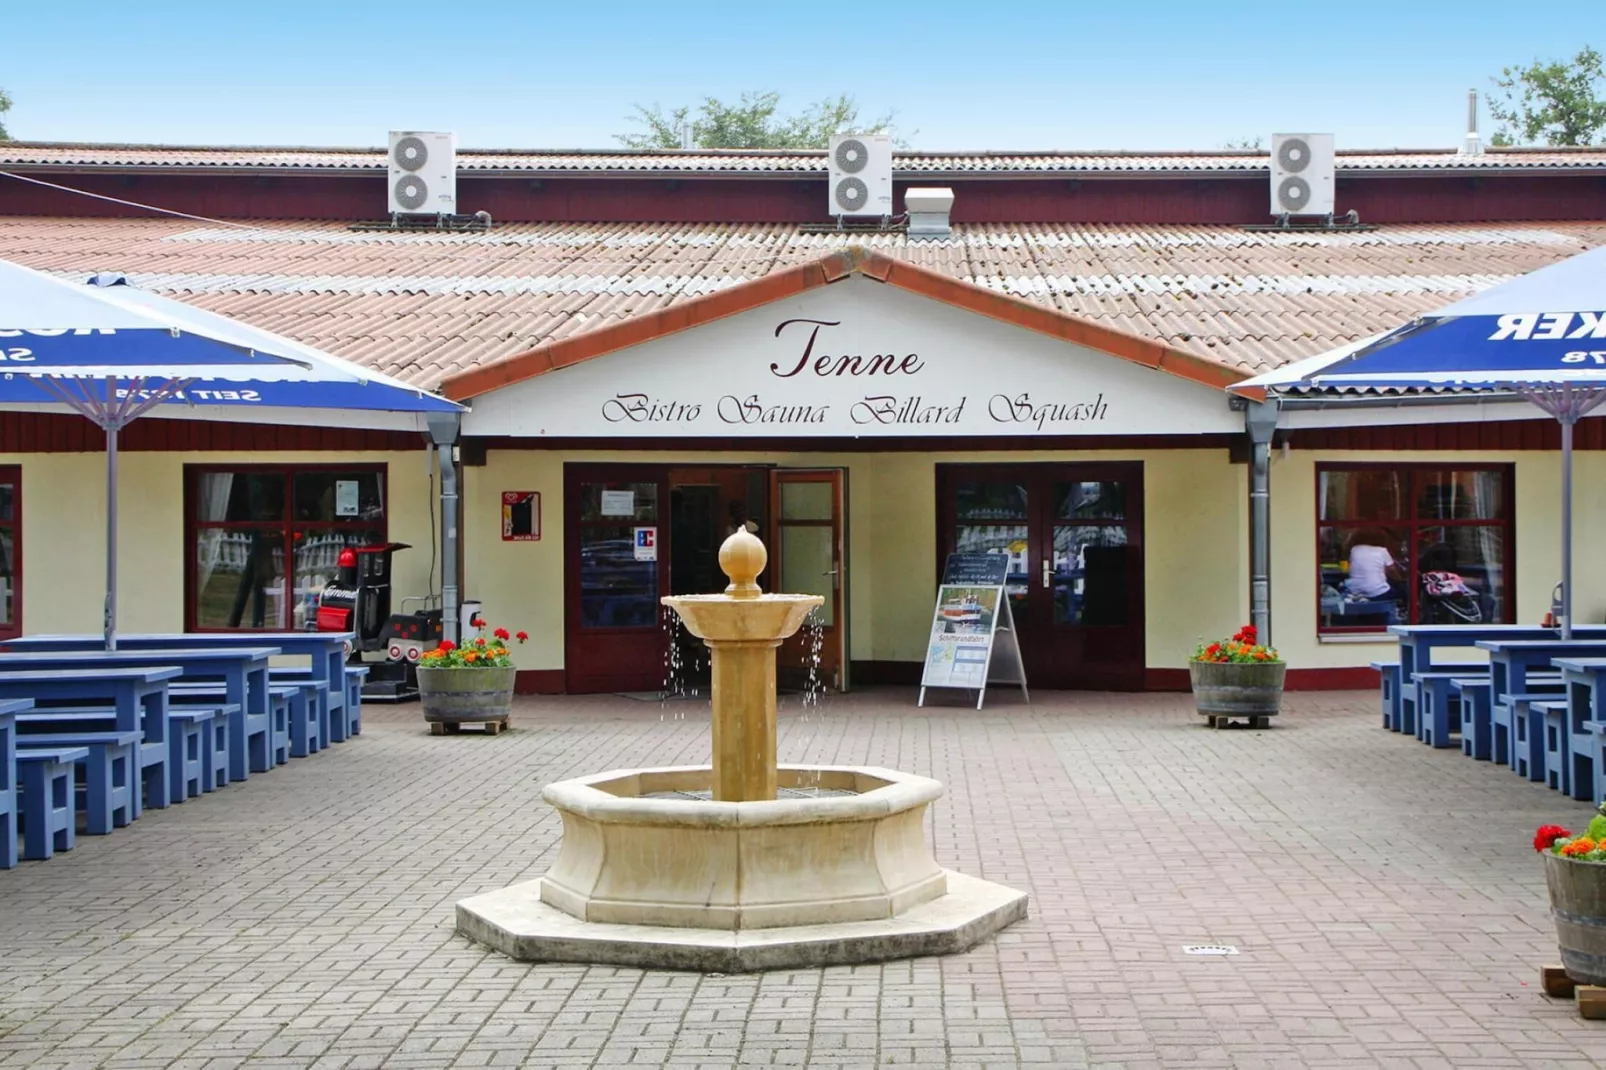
1421, 569, 1483, 624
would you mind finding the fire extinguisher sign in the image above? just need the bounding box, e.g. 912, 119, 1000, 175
633, 526, 657, 562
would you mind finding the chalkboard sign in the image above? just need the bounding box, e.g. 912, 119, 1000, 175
941, 553, 1011, 586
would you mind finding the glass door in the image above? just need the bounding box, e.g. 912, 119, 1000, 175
770, 469, 847, 691
564, 464, 669, 694
938, 463, 1144, 690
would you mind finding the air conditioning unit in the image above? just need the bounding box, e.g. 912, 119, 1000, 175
1269, 133, 1335, 217
387, 131, 457, 216
827, 134, 893, 218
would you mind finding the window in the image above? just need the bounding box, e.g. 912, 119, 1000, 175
0, 466, 18, 639
187, 465, 386, 631
1317, 464, 1512, 633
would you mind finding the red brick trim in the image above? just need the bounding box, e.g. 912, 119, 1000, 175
440, 246, 1245, 401
514, 669, 565, 695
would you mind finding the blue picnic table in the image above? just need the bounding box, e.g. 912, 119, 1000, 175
0, 666, 180, 810
3, 632, 358, 740
0, 697, 31, 869
0, 647, 277, 783
1552, 656, 1606, 805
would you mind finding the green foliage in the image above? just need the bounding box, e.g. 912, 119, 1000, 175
0, 85, 11, 141
1587, 814, 1606, 842
1488, 46, 1606, 146
616, 91, 903, 150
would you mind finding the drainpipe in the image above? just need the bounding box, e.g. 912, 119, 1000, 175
1245, 400, 1280, 646
426, 413, 462, 645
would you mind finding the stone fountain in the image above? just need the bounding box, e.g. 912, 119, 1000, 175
456, 530, 1027, 972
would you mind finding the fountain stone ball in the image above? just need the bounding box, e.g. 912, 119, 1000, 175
453, 529, 1029, 972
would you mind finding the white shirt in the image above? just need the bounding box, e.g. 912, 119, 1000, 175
1348, 544, 1395, 599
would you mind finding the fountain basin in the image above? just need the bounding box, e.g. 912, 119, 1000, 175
661, 592, 822, 643
538, 765, 947, 930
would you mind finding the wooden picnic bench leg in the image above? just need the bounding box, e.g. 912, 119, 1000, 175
19, 755, 75, 861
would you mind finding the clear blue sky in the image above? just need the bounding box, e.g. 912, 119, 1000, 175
1, 1, 1600, 150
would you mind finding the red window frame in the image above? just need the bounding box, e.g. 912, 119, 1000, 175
0, 465, 19, 640
184, 463, 388, 633
1315, 461, 1516, 635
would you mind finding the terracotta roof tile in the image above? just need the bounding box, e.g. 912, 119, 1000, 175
2, 216, 1604, 389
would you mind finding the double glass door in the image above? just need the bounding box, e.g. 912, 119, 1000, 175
937, 463, 1144, 690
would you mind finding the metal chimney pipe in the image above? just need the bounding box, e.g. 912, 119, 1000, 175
1463, 89, 1482, 155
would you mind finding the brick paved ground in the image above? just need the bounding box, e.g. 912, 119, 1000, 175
3, 688, 1605, 1069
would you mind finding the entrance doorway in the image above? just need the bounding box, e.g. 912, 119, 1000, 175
564, 463, 847, 695
936, 462, 1145, 690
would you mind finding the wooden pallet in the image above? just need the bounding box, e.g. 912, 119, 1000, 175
1202, 715, 1274, 730
1542, 964, 1606, 1019
428, 718, 509, 736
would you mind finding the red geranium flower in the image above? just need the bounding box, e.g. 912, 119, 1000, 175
470, 616, 486, 628
1536, 825, 1573, 852
437, 640, 456, 652
475, 637, 487, 647
515, 631, 528, 643
494, 627, 511, 641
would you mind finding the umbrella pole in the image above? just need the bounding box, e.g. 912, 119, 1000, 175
1562, 414, 1575, 642
105, 423, 118, 652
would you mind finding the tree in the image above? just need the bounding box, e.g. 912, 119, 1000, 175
1488, 46, 1606, 146
0, 85, 11, 141
617, 91, 902, 150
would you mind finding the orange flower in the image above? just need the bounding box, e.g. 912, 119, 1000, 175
463, 651, 478, 663
1561, 837, 1598, 857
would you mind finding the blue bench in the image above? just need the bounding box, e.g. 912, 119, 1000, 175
1555, 657, 1606, 806
1414, 670, 1477, 748
1500, 691, 1565, 781
203, 711, 229, 792
1453, 678, 1492, 759
17, 729, 141, 834
166, 707, 213, 802
1372, 661, 1403, 731
0, 698, 29, 869
16, 746, 89, 860
1539, 700, 1572, 795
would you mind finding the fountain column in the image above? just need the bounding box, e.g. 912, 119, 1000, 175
708, 530, 777, 802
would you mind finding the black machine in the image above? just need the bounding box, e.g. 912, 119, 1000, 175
316, 542, 442, 702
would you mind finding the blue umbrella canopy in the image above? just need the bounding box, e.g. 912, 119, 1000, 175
1234, 244, 1606, 637
0, 263, 461, 649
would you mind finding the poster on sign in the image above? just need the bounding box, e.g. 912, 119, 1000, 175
634, 526, 657, 562
918, 558, 1029, 710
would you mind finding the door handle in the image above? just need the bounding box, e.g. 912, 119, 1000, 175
824, 568, 840, 589
1041, 559, 1051, 589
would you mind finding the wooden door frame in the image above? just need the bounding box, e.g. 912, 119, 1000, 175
769, 467, 850, 691
0, 465, 19, 640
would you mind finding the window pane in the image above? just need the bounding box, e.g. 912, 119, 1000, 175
779, 480, 833, 521
1416, 470, 1505, 520
1320, 525, 1408, 629
955, 481, 1027, 521
1319, 470, 1404, 522
1056, 481, 1126, 520
196, 472, 284, 523
193, 531, 287, 629
293, 529, 382, 630
780, 525, 834, 627
953, 524, 1029, 611
580, 482, 658, 523
1417, 526, 1506, 625
294, 471, 385, 523
1053, 525, 1129, 625
0, 482, 13, 523
0, 528, 13, 626
580, 524, 658, 629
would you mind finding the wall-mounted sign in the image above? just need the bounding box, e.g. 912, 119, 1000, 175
502, 491, 540, 541
465, 277, 1240, 439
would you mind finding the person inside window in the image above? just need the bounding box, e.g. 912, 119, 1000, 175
1345, 528, 1405, 605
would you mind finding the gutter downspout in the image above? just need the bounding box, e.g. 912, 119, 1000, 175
1245, 400, 1280, 646
426, 413, 462, 646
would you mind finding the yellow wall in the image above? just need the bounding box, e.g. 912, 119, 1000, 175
0, 449, 434, 636
462, 448, 1247, 677
1268, 449, 1586, 669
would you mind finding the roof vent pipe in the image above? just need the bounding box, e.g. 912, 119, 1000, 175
905, 187, 954, 239
1462, 89, 1483, 155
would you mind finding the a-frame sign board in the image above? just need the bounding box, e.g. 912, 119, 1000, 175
917, 553, 1031, 710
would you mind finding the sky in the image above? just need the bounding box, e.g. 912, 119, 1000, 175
1, 1, 1601, 151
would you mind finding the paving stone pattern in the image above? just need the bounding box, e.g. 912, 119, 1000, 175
3, 689, 1605, 1069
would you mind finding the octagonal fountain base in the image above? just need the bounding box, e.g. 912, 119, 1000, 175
454, 764, 1028, 971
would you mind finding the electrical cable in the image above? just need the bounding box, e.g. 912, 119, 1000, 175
0, 170, 266, 230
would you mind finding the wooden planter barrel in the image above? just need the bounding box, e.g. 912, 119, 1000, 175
1544, 851, 1606, 985
1188, 660, 1286, 726
417, 666, 516, 735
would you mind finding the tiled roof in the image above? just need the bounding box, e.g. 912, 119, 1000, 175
1, 217, 1602, 390
3, 142, 1606, 176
